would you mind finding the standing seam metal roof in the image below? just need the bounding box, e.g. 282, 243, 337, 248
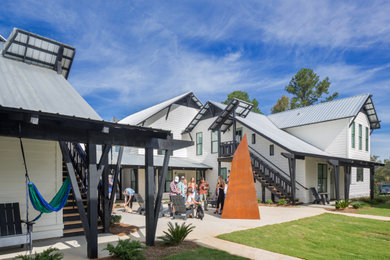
267, 94, 375, 129
0, 55, 102, 120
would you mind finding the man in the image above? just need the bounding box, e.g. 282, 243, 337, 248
169, 176, 181, 215
123, 187, 135, 212
198, 177, 209, 211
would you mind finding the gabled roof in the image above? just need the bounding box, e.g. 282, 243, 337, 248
0, 54, 101, 120
0, 35, 5, 42
268, 94, 380, 130
210, 101, 330, 157
120, 92, 202, 126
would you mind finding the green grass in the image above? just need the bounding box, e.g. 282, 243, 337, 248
161, 246, 248, 260
218, 213, 390, 260
357, 200, 390, 217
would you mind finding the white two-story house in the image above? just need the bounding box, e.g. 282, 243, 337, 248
117, 92, 381, 204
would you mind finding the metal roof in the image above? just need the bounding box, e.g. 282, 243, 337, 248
209, 98, 253, 132
108, 148, 212, 169
2, 28, 75, 79
268, 94, 380, 130
120, 92, 202, 126
209, 101, 330, 157
0, 35, 5, 42
0, 54, 101, 120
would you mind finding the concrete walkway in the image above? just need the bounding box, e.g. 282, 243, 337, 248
326, 211, 390, 221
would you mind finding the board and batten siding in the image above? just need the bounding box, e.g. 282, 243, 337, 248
0, 137, 63, 240
285, 118, 349, 158
348, 112, 371, 198
139, 104, 199, 157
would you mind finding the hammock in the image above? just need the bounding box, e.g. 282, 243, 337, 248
19, 137, 72, 221
28, 176, 71, 221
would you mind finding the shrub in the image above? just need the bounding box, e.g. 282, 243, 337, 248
158, 222, 195, 245
15, 247, 63, 260
104, 239, 145, 260
278, 199, 287, 206
110, 214, 122, 225
257, 198, 261, 203
351, 202, 363, 209
265, 199, 273, 204
335, 200, 350, 209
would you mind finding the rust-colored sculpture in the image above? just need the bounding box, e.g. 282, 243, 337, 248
221, 134, 260, 219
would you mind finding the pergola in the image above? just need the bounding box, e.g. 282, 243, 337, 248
0, 106, 192, 258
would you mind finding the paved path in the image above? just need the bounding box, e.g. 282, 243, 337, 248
326, 211, 390, 221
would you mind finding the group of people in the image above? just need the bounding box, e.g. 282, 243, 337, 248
169, 175, 228, 215
170, 176, 210, 210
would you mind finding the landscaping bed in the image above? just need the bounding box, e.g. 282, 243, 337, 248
218, 213, 390, 260
110, 223, 139, 236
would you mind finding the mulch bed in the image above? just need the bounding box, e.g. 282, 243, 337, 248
325, 208, 360, 213
110, 223, 139, 236
97, 241, 199, 260
258, 203, 296, 207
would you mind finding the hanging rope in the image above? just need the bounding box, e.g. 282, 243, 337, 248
19, 133, 71, 221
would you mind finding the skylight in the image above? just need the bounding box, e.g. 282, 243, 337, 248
2, 28, 75, 79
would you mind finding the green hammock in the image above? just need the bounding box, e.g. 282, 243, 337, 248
28, 176, 71, 221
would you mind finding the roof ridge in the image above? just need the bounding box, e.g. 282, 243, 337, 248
267, 93, 370, 117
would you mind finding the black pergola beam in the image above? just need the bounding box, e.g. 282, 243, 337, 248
344, 166, 351, 200
145, 148, 155, 246
109, 147, 124, 213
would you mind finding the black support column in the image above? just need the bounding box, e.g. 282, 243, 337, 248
145, 148, 155, 246
283, 153, 296, 205
232, 110, 237, 150
261, 184, 266, 203
329, 160, 340, 201
344, 166, 351, 200
370, 166, 375, 200
87, 143, 99, 259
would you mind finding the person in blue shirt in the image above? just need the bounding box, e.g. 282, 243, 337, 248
177, 176, 187, 203
123, 187, 135, 211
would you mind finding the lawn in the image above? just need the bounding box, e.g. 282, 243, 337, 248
355, 197, 390, 217
218, 213, 390, 260
161, 246, 248, 260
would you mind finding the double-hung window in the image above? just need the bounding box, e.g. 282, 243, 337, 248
365, 127, 369, 152
211, 130, 218, 154
252, 133, 256, 144
357, 168, 364, 182
351, 122, 355, 148
270, 144, 274, 156
317, 164, 327, 193
359, 124, 363, 150
196, 132, 203, 155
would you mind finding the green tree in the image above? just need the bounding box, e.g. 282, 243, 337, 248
222, 90, 262, 114
372, 156, 390, 184
285, 68, 339, 109
271, 95, 290, 114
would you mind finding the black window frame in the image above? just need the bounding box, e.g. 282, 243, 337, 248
317, 164, 327, 193
269, 144, 274, 156
211, 130, 218, 154
252, 133, 256, 144
164, 169, 173, 192
358, 124, 362, 150
196, 132, 203, 155
220, 167, 227, 181
357, 168, 364, 182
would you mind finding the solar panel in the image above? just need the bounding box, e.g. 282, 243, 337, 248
1, 28, 75, 79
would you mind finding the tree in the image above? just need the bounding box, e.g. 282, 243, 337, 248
285, 68, 339, 109
372, 156, 390, 184
271, 95, 290, 114
222, 91, 262, 114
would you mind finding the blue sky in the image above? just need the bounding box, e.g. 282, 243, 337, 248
1, 0, 390, 160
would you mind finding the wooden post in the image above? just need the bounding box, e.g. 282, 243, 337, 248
145, 148, 155, 246
87, 143, 98, 259
344, 166, 351, 200
370, 166, 375, 200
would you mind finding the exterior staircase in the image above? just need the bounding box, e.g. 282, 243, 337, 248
249, 147, 303, 204
62, 144, 103, 237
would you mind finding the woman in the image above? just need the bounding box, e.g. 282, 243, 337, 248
214, 176, 225, 215
186, 187, 200, 207
188, 177, 197, 195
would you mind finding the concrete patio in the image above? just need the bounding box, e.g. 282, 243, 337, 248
0, 205, 326, 260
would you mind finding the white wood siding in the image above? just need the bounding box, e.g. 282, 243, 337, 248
0, 137, 63, 240
141, 104, 199, 157
285, 118, 349, 158
348, 112, 371, 198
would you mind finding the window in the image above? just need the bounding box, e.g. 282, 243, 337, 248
317, 164, 327, 193
220, 168, 227, 181
235, 128, 243, 143
164, 170, 173, 192
357, 168, 364, 182
157, 149, 172, 156
130, 169, 138, 193
365, 127, 369, 152
359, 124, 362, 150
252, 133, 256, 144
196, 132, 203, 155
270, 144, 274, 156
211, 130, 218, 154
351, 122, 355, 148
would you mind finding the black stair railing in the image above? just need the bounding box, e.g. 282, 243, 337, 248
67, 142, 88, 190
219, 141, 236, 157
